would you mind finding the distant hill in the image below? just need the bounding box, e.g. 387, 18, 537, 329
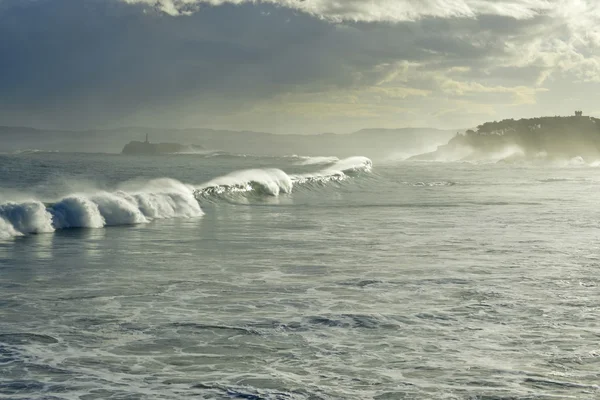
0, 125, 454, 159
410, 115, 600, 162
121, 138, 204, 154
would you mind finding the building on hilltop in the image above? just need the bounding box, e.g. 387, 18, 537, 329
575, 110, 583, 117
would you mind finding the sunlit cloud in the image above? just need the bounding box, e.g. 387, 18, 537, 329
0, 0, 598, 132
124, 0, 555, 20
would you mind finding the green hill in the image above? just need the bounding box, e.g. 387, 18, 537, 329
411, 115, 600, 161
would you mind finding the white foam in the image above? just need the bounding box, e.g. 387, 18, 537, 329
0, 217, 23, 239
568, 156, 586, 166
197, 157, 373, 198
0, 158, 372, 238
296, 156, 339, 166
51, 196, 105, 229
487, 145, 526, 163
12, 149, 59, 155
292, 156, 373, 185
0, 201, 55, 234
197, 168, 293, 196
91, 192, 149, 226
120, 179, 203, 219
326, 156, 373, 174
0, 178, 203, 239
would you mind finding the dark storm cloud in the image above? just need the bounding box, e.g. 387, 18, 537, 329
0, 0, 598, 131
0, 0, 326, 125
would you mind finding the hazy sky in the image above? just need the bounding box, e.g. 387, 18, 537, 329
0, 0, 598, 133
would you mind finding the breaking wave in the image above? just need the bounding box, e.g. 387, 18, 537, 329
404, 181, 456, 187
196, 168, 294, 197
409, 144, 600, 167
0, 179, 203, 239
295, 156, 340, 166
196, 156, 373, 198
10, 149, 60, 155
291, 156, 372, 185
0, 157, 372, 239
328, 156, 373, 173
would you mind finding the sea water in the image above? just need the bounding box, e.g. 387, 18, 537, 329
1, 151, 599, 399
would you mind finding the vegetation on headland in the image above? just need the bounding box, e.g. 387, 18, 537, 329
412, 114, 600, 161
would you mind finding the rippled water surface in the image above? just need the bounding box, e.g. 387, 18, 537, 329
1, 152, 600, 399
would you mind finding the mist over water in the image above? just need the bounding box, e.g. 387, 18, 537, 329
2, 0, 600, 396
0, 155, 371, 237
1, 151, 600, 399
409, 116, 600, 165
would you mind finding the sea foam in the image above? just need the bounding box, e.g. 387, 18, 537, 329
0, 157, 372, 238
197, 157, 373, 197
197, 168, 293, 197
296, 156, 340, 166
0, 178, 203, 238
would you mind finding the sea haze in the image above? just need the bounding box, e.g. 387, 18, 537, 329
1, 151, 599, 399
2, 0, 600, 397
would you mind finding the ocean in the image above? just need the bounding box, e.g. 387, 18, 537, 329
1, 151, 599, 399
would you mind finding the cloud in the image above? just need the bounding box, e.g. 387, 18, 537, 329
0, 0, 598, 132
124, 0, 555, 20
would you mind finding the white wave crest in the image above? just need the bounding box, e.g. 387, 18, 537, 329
51, 196, 105, 229
567, 156, 586, 166
197, 168, 293, 196
0, 157, 372, 238
0, 201, 55, 234
293, 156, 373, 185
197, 157, 373, 198
296, 156, 340, 166
326, 156, 373, 174
12, 149, 59, 155
92, 192, 149, 226
0, 217, 22, 239
0, 178, 203, 239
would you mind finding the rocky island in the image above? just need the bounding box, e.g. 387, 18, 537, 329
122, 135, 204, 155
411, 112, 600, 162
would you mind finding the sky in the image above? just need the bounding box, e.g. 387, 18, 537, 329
0, 0, 599, 134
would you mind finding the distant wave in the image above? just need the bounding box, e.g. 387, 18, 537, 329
328, 156, 373, 174
539, 176, 592, 182
171, 148, 221, 155
291, 156, 372, 184
205, 153, 338, 162
0, 157, 373, 239
196, 168, 293, 197
295, 156, 340, 166
0, 179, 203, 239
403, 181, 456, 187
407, 143, 600, 167
196, 156, 373, 198
11, 149, 60, 155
